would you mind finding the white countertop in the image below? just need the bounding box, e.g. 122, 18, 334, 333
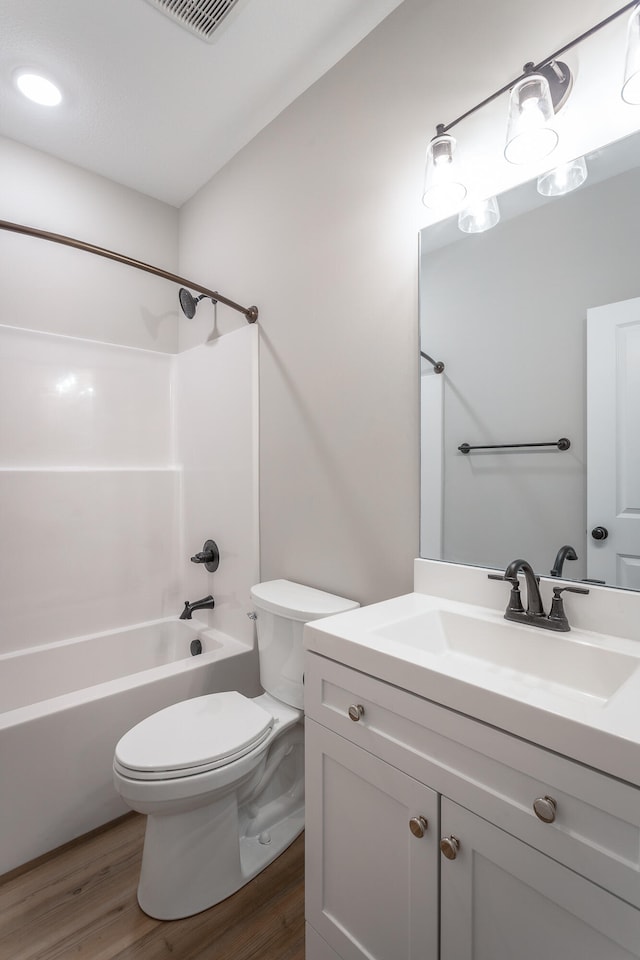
304, 589, 640, 788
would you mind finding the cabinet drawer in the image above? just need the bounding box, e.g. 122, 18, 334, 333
304, 651, 640, 908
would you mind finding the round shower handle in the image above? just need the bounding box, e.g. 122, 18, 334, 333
190, 539, 220, 572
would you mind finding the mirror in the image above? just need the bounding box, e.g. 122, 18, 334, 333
419, 128, 640, 591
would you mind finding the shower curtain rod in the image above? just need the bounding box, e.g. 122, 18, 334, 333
0, 218, 259, 323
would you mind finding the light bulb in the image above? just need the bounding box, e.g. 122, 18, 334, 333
15, 72, 62, 106
422, 132, 467, 211
537, 157, 587, 196
505, 72, 558, 164
458, 196, 500, 234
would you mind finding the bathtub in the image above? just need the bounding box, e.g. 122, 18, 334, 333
0, 617, 259, 876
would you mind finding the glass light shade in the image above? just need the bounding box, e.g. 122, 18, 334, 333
622, 5, 640, 103
15, 72, 62, 106
504, 72, 558, 164
422, 133, 467, 211
537, 156, 587, 196
458, 196, 501, 234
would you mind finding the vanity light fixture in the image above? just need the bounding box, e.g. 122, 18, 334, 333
15, 72, 62, 106
537, 156, 588, 196
622, 3, 640, 102
504, 62, 571, 165
458, 196, 501, 234
422, 2, 638, 211
422, 126, 467, 211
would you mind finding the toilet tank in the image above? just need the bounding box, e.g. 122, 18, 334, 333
249, 580, 359, 709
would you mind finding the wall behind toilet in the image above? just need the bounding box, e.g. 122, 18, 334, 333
178, 0, 617, 606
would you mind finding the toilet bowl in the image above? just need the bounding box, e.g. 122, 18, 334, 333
113, 579, 358, 920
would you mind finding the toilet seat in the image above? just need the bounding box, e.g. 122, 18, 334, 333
114, 692, 274, 782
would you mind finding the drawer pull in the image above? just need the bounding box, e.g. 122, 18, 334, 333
440, 836, 460, 860
533, 795, 557, 823
348, 704, 365, 722
409, 816, 428, 838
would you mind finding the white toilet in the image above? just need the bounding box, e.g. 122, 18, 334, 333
113, 579, 358, 920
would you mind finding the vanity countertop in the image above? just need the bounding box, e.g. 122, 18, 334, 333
304, 590, 640, 788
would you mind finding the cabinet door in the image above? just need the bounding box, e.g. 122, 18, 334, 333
305, 719, 439, 960
440, 798, 640, 960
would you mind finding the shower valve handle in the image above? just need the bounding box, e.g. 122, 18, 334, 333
190, 539, 220, 573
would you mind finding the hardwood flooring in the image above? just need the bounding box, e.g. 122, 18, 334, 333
0, 815, 305, 960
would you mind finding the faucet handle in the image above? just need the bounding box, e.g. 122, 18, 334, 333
190, 539, 220, 573
488, 573, 518, 584
488, 572, 524, 614
552, 585, 590, 596
548, 584, 589, 631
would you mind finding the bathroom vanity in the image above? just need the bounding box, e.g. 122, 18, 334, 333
303, 561, 640, 960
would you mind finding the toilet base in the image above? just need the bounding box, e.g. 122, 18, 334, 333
137, 795, 304, 920
136, 724, 305, 920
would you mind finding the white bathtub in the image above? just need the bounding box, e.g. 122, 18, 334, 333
0, 617, 259, 876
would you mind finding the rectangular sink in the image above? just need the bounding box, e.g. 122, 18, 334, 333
372, 609, 639, 702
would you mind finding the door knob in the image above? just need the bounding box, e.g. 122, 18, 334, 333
348, 704, 365, 722
591, 526, 608, 541
409, 816, 428, 838
440, 836, 460, 860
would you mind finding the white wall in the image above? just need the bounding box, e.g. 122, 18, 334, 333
179, 0, 619, 605
0, 136, 179, 352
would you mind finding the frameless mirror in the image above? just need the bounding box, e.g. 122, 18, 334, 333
419, 128, 640, 591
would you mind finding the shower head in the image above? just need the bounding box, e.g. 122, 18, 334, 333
178, 287, 216, 318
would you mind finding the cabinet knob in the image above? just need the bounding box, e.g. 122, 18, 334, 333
348, 704, 365, 722
440, 835, 460, 860
409, 816, 428, 838
533, 795, 557, 823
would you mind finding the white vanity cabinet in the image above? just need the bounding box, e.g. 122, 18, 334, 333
304, 651, 640, 960
305, 719, 439, 960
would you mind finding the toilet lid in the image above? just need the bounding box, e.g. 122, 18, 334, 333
114, 692, 274, 779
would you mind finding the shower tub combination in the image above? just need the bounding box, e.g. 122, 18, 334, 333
0, 618, 257, 876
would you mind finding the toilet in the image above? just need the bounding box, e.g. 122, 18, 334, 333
113, 579, 358, 920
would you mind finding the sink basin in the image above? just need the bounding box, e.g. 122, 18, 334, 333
372, 609, 639, 702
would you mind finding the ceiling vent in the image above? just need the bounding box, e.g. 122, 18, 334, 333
144, 0, 243, 43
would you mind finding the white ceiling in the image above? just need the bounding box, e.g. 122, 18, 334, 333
0, 0, 405, 207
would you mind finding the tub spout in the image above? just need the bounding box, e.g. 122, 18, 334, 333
179, 595, 215, 620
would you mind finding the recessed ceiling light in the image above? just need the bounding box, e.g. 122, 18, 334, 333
15, 72, 62, 106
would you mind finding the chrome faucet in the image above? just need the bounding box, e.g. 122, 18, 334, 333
179, 595, 215, 620
490, 559, 589, 632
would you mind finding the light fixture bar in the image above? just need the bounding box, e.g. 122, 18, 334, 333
437, 1, 638, 134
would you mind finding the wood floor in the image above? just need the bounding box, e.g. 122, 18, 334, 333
0, 815, 305, 960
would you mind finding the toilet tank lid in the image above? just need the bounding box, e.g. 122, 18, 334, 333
250, 579, 359, 621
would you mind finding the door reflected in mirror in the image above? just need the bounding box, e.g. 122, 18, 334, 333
419, 128, 640, 591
